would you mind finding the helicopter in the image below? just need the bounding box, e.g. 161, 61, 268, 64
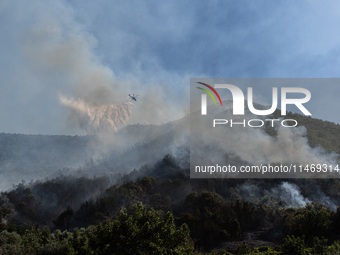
128, 94, 139, 101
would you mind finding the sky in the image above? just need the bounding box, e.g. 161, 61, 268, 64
1, 0, 340, 134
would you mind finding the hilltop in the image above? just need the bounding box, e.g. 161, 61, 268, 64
0, 111, 340, 252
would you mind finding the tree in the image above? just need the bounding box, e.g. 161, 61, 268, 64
287, 207, 332, 244
236, 242, 251, 255
90, 204, 193, 255
281, 235, 305, 255
53, 206, 74, 231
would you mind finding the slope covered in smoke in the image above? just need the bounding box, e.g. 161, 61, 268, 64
0, 101, 340, 190
190, 100, 339, 177
273, 110, 340, 155
0, 133, 94, 191
0, 107, 340, 251
0, 118, 188, 190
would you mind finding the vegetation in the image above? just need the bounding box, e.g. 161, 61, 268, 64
0, 204, 193, 255
272, 109, 340, 155
2, 166, 340, 253
1, 113, 340, 253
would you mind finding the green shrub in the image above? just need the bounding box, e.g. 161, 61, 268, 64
89, 204, 193, 255
281, 235, 305, 255
236, 242, 251, 255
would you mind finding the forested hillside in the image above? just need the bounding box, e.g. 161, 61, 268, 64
273, 110, 340, 155
0, 113, 340, 253
0, 154, 340, 254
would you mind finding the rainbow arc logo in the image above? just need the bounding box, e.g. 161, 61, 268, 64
196, 82, 222, 106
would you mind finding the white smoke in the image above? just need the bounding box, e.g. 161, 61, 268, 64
309, 185, 337, 211
271, 182, 310, 208
239, 181, 338, 211
191, 101, 339, 172
272, 182, 337, 211
59, 95, 133, 133
21, 8, 134, 135
238, 183, 259, 202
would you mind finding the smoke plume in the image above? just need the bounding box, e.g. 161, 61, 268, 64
239, 181, 338, 211
271, 182, 310, 208
191, 101, 339, 176
21, 9, 134, 135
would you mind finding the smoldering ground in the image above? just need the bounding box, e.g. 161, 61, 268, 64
238, 181, 338, 211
